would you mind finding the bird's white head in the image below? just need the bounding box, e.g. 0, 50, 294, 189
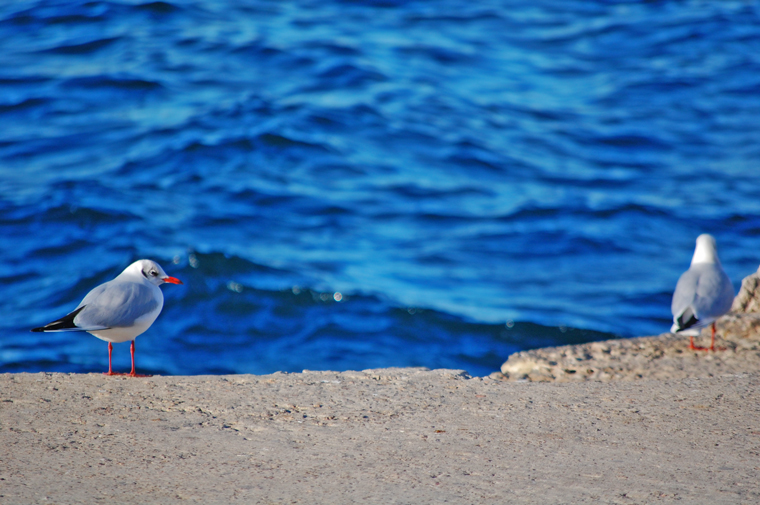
691, 233, 721, 266
125, 259, 183, 286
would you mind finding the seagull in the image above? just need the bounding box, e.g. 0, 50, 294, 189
31, 259, 183, 376
670, 234, 734, 351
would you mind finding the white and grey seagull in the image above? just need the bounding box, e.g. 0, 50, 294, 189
670, 234, 734, 351
32, 259, 183, 376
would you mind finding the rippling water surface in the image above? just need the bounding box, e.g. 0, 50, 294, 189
2, 1, 760, 376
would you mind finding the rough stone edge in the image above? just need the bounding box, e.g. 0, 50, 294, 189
492, 269, 760, 383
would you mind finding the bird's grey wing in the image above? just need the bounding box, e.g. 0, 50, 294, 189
691, 264, 735, 321
671, 268, 699, 319
75, 281, 161, 329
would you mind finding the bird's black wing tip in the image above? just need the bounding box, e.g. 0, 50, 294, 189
30, 305, 87, 333
675, 307, 699, 332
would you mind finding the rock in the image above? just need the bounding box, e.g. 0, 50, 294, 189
500, 353, 539, 378
731, 266, 760, 313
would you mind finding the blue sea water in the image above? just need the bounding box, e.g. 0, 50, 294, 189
1, 0, 760, 377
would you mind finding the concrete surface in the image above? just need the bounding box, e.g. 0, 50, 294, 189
2, 368, 759, 504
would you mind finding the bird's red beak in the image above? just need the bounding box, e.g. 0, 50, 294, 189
162, 276, 183, 285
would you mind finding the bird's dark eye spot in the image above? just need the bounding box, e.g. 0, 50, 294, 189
151, 270, 158, 277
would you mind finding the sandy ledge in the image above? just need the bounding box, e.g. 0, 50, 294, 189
2, 271, 759, 504
2, 369, 760, 504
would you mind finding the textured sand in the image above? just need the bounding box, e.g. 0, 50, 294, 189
2, 369, 760, 504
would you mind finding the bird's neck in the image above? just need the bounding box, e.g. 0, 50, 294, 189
691, 246, 720, 266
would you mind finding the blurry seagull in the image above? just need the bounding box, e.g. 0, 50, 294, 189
32, 259, 183, 376
670, 234, 734, 351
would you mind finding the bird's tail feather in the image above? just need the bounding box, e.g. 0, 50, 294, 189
674, 307, 700, 330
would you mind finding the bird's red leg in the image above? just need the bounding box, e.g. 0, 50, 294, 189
710, 322, 716, 352
129, 340, 136, 375
710, 322, 727, 352
103, 342, 117, 375
689, 323, 724, 352
127, 340, 152, 378
689, 335, 707, 351
690, 333, 709, 351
